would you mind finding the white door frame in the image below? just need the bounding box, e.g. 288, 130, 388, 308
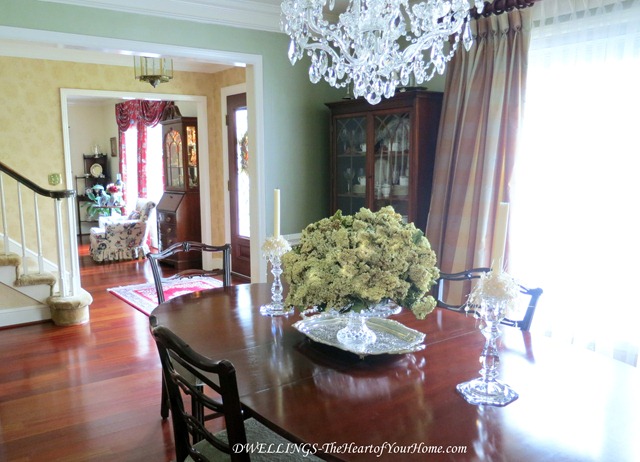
0, 26, 268, 287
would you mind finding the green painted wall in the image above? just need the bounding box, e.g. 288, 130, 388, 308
0, 0, 344, 234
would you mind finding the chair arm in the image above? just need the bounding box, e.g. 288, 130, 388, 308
106, 220, 143, 230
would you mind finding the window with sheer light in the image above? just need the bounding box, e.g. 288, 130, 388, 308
510, 0, 640, 366
123, 125, 163, 248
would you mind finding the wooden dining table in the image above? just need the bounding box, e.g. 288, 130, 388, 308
150, 283, 640, 461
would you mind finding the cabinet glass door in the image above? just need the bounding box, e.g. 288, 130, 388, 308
373, 111, 410, 222
335, 116, 367, 216
186, 125, 198, 190
165, 128, 184, 189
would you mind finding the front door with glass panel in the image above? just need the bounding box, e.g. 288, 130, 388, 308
227, 93, 250, 278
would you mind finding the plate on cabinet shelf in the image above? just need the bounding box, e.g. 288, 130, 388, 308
89, 163, 103, 178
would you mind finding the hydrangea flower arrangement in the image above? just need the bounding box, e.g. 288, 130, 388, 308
282, 206, 440, 319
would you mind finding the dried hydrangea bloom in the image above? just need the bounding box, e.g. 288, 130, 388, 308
467, 269, 520, 316
282, 206, 440, 319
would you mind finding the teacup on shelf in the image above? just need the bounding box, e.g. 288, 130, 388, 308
381, 184, 391, 198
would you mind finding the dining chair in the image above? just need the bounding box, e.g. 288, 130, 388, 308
147, 241, 231, 304
149, 321, 323, 462
434, 267, 543, 331
147, 241, 231, 420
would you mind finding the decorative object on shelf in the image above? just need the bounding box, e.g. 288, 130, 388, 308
134, 56, 173, 87
343, 167, 355, 193
381, 183, 391, 198
282, 206, 439, 347
456, 269, 521, 406
89, 163, 103, 178
281, 0, 483, 104
110, 136, 118, 157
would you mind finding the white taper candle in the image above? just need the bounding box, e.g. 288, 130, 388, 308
491, 202, 509, 271
273, 189, 281, 237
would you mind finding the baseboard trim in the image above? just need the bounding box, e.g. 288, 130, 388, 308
0, 304, 51, 328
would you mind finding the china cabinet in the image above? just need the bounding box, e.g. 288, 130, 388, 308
157, 116, 201, 269
326, 89, 442, 232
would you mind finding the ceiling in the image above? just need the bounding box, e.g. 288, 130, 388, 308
39, 0, 285, 32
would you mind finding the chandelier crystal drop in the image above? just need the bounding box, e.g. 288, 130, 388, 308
281, 0, 483, 104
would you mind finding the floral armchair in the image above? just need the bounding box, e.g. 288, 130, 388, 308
89, 199, 156, 263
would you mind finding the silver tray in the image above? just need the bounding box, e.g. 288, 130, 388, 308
292, 316, 426, 357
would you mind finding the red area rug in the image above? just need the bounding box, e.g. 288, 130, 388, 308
108, 277, 223, 316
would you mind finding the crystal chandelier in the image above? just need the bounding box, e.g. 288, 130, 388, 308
134, 56, 173, 87
281, 0, 484, 104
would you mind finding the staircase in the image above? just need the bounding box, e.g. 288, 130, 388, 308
0, 161, 92, 327
0, 251, 56, 327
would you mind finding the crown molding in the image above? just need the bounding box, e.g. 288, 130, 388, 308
0, 26, 243, 72
38, 0, 283, 33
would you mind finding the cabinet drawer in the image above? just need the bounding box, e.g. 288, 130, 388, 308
158, 212, 176, 224
159, 220, 176, 235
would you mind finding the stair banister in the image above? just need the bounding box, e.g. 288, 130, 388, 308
0, 161, 76, 298
34, 193, 45, 274
17, 183, 27, 276
0, 175, 8, 253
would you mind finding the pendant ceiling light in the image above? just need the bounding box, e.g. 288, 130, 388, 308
134, 56, 174, 87
281, 0, 483, 104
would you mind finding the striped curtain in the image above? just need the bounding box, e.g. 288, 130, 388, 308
426, 9, 532, 299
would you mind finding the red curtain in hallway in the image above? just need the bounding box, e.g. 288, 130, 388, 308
115, 100, 173, 202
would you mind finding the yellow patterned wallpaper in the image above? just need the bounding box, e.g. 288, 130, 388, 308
0, 55, 245, 258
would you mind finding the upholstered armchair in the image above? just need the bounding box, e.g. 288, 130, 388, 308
97, 198, 153, 228
89, 199, 156, 263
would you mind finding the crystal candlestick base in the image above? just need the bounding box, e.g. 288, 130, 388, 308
336, 312, 376, 349
456, 298, 518, 406
260, 236, 294, 317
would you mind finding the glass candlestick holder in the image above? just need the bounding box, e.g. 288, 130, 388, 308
456, 297, 518, 406
260, 236, 294, 317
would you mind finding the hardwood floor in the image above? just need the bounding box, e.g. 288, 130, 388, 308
0, 237, 183, 461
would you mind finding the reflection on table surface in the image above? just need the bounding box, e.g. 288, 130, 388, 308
151, 283, 640, 461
